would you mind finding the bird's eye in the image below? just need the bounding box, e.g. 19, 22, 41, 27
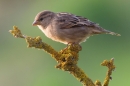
40, 18, 43, 21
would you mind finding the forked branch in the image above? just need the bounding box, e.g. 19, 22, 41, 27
9, 26, 115, 86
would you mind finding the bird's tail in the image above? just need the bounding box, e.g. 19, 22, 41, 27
92, 26, 121, 36
104, 29, 121, 36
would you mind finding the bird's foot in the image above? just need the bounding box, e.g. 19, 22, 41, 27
61, 42, 82, 54
67, 42, 82, 49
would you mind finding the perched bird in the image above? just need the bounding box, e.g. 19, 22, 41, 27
32, 10, 120, 44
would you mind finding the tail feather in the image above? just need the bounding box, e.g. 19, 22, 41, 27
104, 30, 121, 36
92, 26, 121, 36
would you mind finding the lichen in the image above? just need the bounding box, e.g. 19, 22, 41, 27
9, 26, 116, 86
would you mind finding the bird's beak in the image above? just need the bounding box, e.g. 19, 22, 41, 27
32, 20, 40, 26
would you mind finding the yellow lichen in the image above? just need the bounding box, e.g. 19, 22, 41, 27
9, 26, 25, 38
101, 58, 115, 86
9, 26, 116, 86
95, 80, 101, 86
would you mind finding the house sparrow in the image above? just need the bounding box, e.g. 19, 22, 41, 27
32, 10, 120, 44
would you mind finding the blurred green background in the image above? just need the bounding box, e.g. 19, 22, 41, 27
0, 0, 129, 86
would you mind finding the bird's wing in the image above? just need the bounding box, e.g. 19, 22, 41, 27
55, 12, 97, 29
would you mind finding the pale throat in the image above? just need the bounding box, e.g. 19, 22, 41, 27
37, 25, 46, 33
37, 25, 51, 38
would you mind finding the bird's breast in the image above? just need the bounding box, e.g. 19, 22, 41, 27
38, 24, 59, 41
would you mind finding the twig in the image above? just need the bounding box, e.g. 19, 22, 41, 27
9, 26, 116, 86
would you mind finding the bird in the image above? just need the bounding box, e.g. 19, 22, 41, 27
32, 10, 120, 45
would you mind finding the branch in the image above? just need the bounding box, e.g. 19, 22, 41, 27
9, 26, 115, 86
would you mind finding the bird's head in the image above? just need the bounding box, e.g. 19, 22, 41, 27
32, 10, 55, 28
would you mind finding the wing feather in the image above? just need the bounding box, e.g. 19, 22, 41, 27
56, 12, 97, 29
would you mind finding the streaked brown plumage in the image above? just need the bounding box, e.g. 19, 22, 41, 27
32, 10, 120, 44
